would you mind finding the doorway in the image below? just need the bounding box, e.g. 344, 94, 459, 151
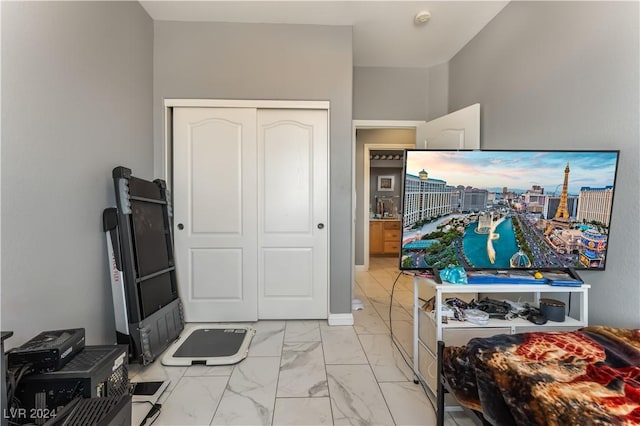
364, 144, 415, 269
353, 123, 421, 272
352, 105, 481, 273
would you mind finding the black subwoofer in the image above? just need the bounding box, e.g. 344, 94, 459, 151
539, 298, 566, 322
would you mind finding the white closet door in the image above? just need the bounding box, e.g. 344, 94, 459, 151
173, 107, 258, 322
257, 109, 329, 319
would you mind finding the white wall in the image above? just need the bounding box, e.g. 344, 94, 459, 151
449, 1, 640, 327
354, 63, 449, 121
153, 21, 354, 315
1, 1, 154, 347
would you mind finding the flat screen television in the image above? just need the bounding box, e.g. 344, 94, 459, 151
399, 150, 619, 271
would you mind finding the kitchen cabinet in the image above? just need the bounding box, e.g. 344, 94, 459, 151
370, 220, 401, 255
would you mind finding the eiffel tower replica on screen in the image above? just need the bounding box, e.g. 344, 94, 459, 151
545, 163, 572, 235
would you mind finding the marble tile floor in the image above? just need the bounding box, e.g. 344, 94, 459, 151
129, 256, 473, 426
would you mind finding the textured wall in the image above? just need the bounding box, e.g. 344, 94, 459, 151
153, 21, 353, 315
1, 1, 154, 346
354, 64, 448, 121
449, 1, 639, 327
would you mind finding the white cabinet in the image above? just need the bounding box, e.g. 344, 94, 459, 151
412, 276, 590, 396
369, 220, 401, 255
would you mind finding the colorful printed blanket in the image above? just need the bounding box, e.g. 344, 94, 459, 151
443, 327, 640, 426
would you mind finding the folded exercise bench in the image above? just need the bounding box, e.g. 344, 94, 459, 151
104, 167, 253, 366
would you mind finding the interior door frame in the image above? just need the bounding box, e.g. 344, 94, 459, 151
362, 142, 415, 271
352, 120, 423, 273
163, 99, 331, 318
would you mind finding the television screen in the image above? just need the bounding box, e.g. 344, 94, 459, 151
399, 150, 619, 271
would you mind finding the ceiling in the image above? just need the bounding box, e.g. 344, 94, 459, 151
139, 1, 510, 68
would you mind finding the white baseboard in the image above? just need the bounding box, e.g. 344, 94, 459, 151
355, 264, 367, 272
328, 313, 354, 326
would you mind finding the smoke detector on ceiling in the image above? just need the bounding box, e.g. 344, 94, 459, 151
414, 10, 431, 25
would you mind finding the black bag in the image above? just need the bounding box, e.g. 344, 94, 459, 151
469, 297, 511, 319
